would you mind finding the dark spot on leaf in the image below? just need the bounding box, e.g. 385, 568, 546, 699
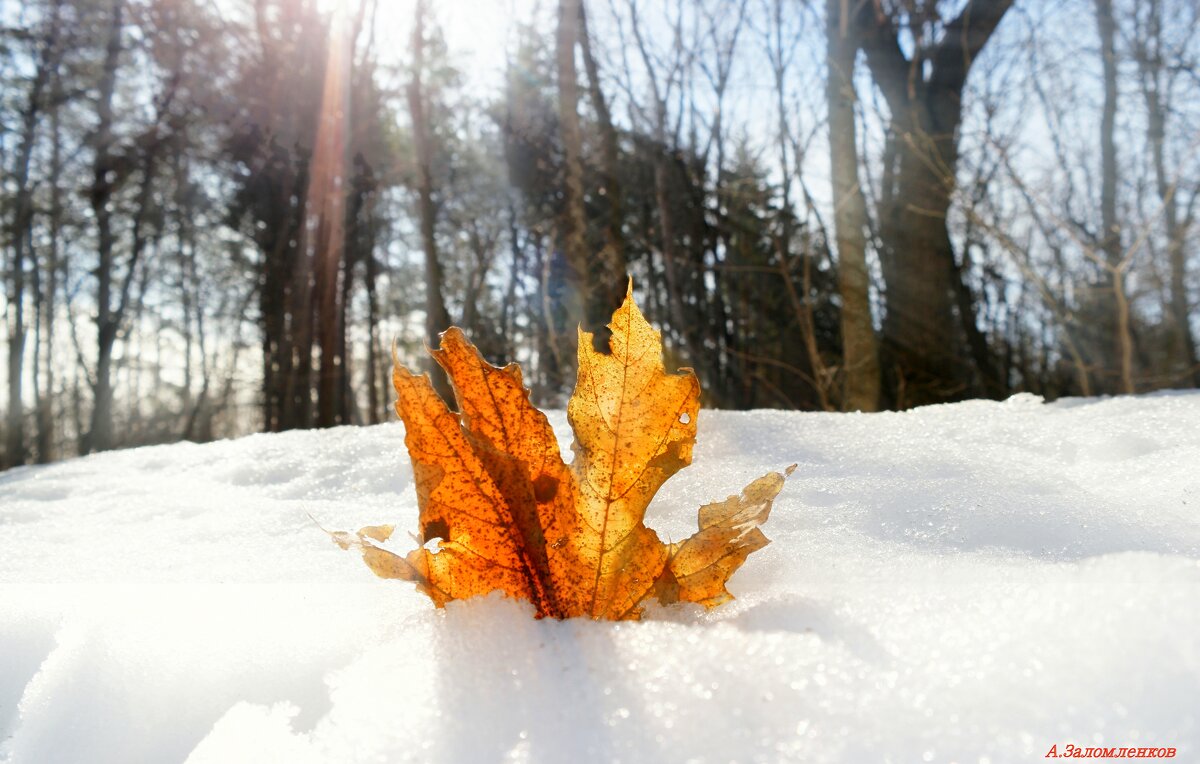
421, 518, 450, 543
533, 474, 559, 503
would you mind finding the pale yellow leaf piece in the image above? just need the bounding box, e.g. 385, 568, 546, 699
656, 465, 797, 608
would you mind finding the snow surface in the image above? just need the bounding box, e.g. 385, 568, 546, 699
1, 393, 1198, 763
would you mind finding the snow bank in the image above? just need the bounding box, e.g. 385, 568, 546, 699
2, 393, 1198, 763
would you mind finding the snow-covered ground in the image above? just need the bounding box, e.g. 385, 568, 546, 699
1, 393, 1198, 763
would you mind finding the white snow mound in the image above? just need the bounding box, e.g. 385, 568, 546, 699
1, 393, 1198, 763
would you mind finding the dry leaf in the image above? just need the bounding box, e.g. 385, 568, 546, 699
334, 284, 793, 620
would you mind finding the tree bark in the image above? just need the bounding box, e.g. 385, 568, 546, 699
408, 0, 453, 403
578, 0, 628, 321
1135, 0, 1196, 386
826, 0, 881, 412
365, 246, 381, 425
1096, 0, 1120, 271
555, 0, 591, 353
4, 0, 62, 466
312, 14, 350, 427
350, 152, 381, 425
1095, 0, 1131, 393
37, 66, 65, 463
84, 0, 124, 454
853, 0, 1012, 405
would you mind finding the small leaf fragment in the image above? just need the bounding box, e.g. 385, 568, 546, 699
656, 465, 797, 608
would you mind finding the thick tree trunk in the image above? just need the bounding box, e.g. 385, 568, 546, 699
826, 0, 880, 412
261, 212, 290, 432
1095, 0, 1131, 393
93, 140, 158, 453
313, 16, 350, 428
285, 212, 315, 431
352, 155, 382, 425
1160, 164, 1199, 386
255, 143, 308, 433
1137, 0, 1197, 386
408, 0, 453, 403
84, 0, 124, 455
577, 0, 627, 320
555, 0, 590, 355
854, 0, 1012, 405
880, 134, 963, 401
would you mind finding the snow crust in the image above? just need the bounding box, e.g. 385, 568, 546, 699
2, 393, 1198, 763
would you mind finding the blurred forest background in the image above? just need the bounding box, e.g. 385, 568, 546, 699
2, 0, 1198, 470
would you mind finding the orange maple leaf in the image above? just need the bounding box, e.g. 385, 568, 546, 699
333, 285, 794, 620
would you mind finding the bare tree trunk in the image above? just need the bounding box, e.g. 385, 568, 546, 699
1113, 265, 1135, 394
312, 15, 350, 427
5, 100, 35, 466
95, 45, 175, 451
1094, 0, 1132, 393
826, 0, 880, 411
1136, 0, 1198, 386
502, 205, 525, 358
173, 146, 197, 420
626, 1, 701, 367
4, 1, 61, 467
459, 223, 498, 341
652, 156, 691, 347
181, 180, 212, 442
337, 245, 355, 424
408, 0, 453, 403
352, 153, 383, 426
37, 70, 65, 463
578, 0, 627, 319
84, 0, 124, 454
555, 0, 591, 353
1096, 0, 1120, 274
365, 246, 381, 424
285, 223, 315, 430
30, 241, 43, 462
256, 144, 305, 433
853, 0, 1012, 405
